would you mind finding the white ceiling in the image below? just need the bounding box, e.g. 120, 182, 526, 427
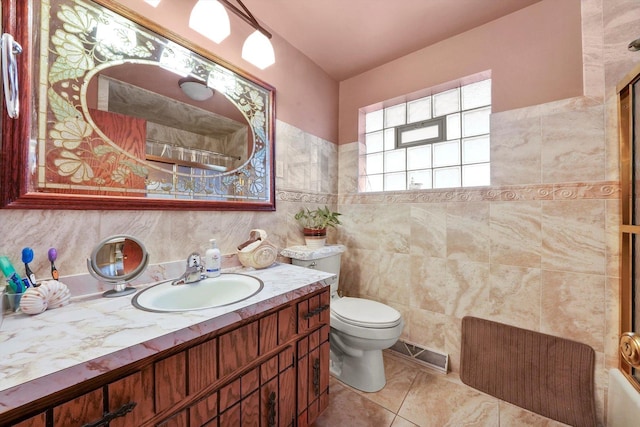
242, 0, 543, 81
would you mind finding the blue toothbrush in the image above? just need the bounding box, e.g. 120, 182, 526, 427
21, 247, 37, 287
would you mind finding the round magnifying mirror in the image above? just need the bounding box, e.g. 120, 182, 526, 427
87, 235, 149, 297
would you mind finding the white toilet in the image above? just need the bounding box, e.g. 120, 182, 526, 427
282, 245, 404, 392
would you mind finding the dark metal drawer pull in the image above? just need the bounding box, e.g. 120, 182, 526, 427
82, 401, 137, 427
303, 304, 330, 320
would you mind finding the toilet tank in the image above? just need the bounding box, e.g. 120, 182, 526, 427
281, 245, 345, 294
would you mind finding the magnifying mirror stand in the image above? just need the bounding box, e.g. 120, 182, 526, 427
87, 234, 149, 298
103, 281, 137, 298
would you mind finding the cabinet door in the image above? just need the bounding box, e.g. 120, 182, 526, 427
108, 366, 155, 427
278, 364, 296, 427
219, 321, 259, 378
189, 393, 218, 427
189, 338, 217, 395
156, 351, 187, 412
259, 347, 295, 427
52, 388, 103, 427
317, 340, 330, 416
297, 338, 330, 426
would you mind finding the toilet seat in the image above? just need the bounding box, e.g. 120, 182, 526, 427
331, 297, 401, 328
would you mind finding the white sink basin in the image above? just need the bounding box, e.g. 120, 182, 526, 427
132, 273, 264, 312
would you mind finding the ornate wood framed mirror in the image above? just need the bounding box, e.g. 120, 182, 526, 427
0, 0, 275, 210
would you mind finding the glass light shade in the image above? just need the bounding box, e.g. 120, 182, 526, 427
189, 0, 230, 44
179, 80, 214, 101
242, 30, 275, 69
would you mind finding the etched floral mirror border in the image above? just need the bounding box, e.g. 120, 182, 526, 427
22, 0, 274, 209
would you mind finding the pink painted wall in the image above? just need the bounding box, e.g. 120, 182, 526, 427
113, 0, 339, 143
338, 0, 583, 144
113, 0, 582, 147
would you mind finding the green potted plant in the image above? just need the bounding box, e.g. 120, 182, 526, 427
294, 206, 342, 248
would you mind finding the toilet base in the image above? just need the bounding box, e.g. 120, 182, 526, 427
329, 347, 386, 392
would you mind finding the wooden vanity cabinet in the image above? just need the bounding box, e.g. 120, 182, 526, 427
297, 289, 331, 427
4, 287, 330, 427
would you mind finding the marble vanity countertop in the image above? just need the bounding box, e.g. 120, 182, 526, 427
0, 263, 334, 416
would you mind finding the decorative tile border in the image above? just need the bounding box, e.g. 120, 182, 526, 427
276, 190, 337, 204
277, 182, 620, 205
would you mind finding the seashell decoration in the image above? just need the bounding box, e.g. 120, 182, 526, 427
19, 288, 48, 315
19, 280, 71, 315
237, 229, 278, 269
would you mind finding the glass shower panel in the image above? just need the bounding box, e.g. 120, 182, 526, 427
633, 233, 640, 383
634, 80, 640, 226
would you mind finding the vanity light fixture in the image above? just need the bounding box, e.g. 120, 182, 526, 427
178, 77, 214, 101
241, 30, 275, 70
189, 0, 231, 44
190, 0, 275, 70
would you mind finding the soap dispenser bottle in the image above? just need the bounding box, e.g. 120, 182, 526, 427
205, 239, 221, 278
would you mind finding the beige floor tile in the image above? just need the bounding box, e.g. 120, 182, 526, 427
315, 352, 569, 427
312, 379, 396, 427
391, 415, 419, 426
398, 371, 499, 426
344, 352, 422, 413
498, 402, 571, 426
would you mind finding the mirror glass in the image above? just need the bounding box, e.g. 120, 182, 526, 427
87, 234, 149, 297
9, 0, 275, 210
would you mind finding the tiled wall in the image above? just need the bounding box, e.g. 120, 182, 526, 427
2, 0, 639, 425
331, 3, 640, 425
336, 97, 615, 423
0, 119, 338, 282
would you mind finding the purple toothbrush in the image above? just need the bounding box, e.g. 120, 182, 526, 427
48, 248, 59, 280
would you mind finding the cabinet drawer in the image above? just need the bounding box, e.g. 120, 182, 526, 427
297, 289, 330, 333
109, 367, 155, 427
52, 388, 103, 427
12, 413, 45, 427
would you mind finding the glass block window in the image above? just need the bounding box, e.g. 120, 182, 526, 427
361, 79, 491, 192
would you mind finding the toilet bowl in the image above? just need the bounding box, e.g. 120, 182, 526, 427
329, 296, 403, 392
281, 244, 404, 393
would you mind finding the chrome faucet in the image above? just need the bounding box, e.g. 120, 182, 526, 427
172, 252, 204, 285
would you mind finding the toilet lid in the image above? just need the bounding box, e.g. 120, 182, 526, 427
331, 297, 401, 328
